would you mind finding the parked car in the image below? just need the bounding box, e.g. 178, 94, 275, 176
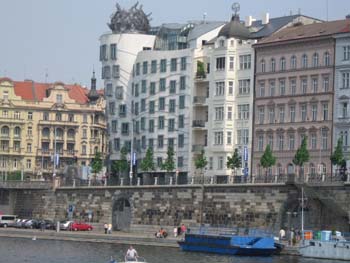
19, 219, 30, 228
59, 220, 73, 231
39, 220, 55, 230
24, 219, 41, 229
70, 222, 93, 231
0, 215, 17, 228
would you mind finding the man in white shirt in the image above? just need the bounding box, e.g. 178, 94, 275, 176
126, 246, 138, 261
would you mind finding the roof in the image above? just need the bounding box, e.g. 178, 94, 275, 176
218, 15, 250, 39
257, 19, 350, 45
187, 21, 225, 42
0, 79, 101, 104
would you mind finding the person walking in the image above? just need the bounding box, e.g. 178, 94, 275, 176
108, 223, 112, 234
104, 223, 108, 234
173, 226, 178, 237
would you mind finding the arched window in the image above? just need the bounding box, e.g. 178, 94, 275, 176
14, 127, 21, 137
277, 163, 283, 176
42, 127, 50, 138
56, 112, 62, 121
280, 57, 286, 71
270, 58, 276, 72
290, 55, 297, 69
55, 128, 64, 139
302, 54, 308, 68
320, 163, 327, 174
1, 126, 9, 136
312, 53, 319, 67
309, 163, 316, 175
287, 164, 294, 175
261, 59, 266, 73
94, 146, 98, 154
324, 52, 330, 66
67, 129, 75, 139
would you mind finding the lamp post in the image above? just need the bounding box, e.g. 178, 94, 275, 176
129, 119, 134, 185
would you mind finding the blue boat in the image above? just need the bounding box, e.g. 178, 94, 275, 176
178, 230, 279, 256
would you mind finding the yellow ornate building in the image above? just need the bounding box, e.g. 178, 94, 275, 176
0, 74, 107, 179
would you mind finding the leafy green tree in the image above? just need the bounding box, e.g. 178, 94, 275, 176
293, 137, 310, 176
91, 151, 103, 176
227, 148, 242, 176
140, 147, 155, 184
195, 150, 208, 181
111, 147, 129, 181
330, 138, 346, 172
162, 146, 175, 173
260, 145, 276, 177
196, 61, 206, 79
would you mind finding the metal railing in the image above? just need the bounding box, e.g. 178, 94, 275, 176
192, 120, 206, 128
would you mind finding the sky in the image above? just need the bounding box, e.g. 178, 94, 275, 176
0, 0, 348, 87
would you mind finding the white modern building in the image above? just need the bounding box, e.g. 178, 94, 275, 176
334, 25, 350, 166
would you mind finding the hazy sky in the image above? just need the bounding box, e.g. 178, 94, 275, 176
0, 0, 348, 87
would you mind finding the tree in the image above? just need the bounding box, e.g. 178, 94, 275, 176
91, 151, 103, 175
196, 61, 206, 79
162, 146, 175, 173
195, 150, 208, 182
330, 137, 345, 173
140, 147, 155, 184
111, 147, 129, 182
293, 137, 310, 176
227, 148, 242, 177
260, 145, 276, 177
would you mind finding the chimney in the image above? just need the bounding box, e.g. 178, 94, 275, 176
262, 13, 270, 25
245, 15, 254, 27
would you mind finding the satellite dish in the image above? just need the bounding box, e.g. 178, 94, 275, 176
232, 2, 240, 15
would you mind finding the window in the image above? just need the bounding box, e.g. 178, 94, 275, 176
324, 52, 330, 66
112, 65, 120, 78
214, 132, 224, 145
168, 119, 175, 132
290, 105, 296, 122
140, 117, 146, 131
311, 104, 318, 121
135, 63, 140, 76
169, 99, 176, 113
323, 76, 329, 92
2, 90, 8, 100
27, 143, 32, 153
215, 82, 225, 96
279, 106, 285, 123
119, 104, 127, 117
278, 134, 284, 150
109, 102, 115, 115
140, 99, 146, 112
102, 66, 111, 79
151, 60, 157, 73
179, 95, 185, 109
149, 101, 155, 114
215, 107, 224, 121
219, 39, 225, 47
323, 103, 329, 120
228, 81, 234, 95
290, 55, 297, 69
280, 57, 286, 71
150, 82, 156, 95
178, 134, 184, 148
258, 135, 264, 151
55, 112, 62, 121
312, 78, 318, 93
322, 129, 328, 150
148, 119, 154, 133
157, 135, 164, 149
301, 104, 307, 121
227, 131, 232, 144
289, 134, 295, 150
157, 157, 163, 167
180, 76, 186, 90
159, 78, 166, 91
216, 57, 225, 71
106, 84, 113, 96
1, 126, 9, 136
237, 129, 249, 145
14, 111, 20, 119
258, 107, 265, 124
159, 97, 165, 111
290, 79, 296, 95
178, 115, 184, 128
111, 120, 118, 133
27, 127, 32, 136
170, 80, 176, 93
259, 82, 265, 97
142, 61, 148, 74
134, 84, 139, 97
312, 53, 319, 67
178, 156, 184, 168
114, 138, 120, 151
261, 59, 266, 73
181, 57, 187, 70
301, 78, 307, 94
158, 116, 165, 129
342, 102, 348, 118
270, 58, 276, 72
302, 54, 308, 68
140, 80, 147, 94
160, 59, 167, 72
218, 156, 224, 170
68, 114, 74, 122
239, 55, 251, 69
99, 44, 107, 61
269, 80, 275, 96
110, 44, 117, 60
343, 72, 350, 89
82, 129, 87, 138
121, 123, 129, 135
229, 56, 234, 70
227, 106, 233, 120
267, 134, 273, 149
269, 107, 275, 124
279, 79, 286, 95
170, 58, 177, 72
28, 112, 33, 120
238, 104, 249, 120
344, 46, 350, 61
209, 157, 213, 170
26, 159, 31, 169
14, 127, 21, 137
239, 79, 250, 95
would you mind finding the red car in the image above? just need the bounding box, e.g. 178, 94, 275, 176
70, 222, 93, 231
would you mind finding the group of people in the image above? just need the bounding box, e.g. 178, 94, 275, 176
155, 228, 168, 238
104, 223, 113, 234
279, 227, 301, 246
173, 224, 187, 237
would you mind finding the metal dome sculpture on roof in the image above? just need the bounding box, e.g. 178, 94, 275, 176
218, 3, 250, 39
108, 2, 151, 34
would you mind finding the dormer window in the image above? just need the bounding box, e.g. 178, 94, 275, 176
3, 91, 8, 100
219, 39, 225, 47
56, 94, 63, 104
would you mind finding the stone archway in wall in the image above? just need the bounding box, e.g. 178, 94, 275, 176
112, 197, 131, 231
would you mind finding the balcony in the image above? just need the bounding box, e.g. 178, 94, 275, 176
65, 150, 78, 156
0, 134, 10, 140
193, 96, 207, 105
192, 145, 204, 152
38, 120, 79, 126
192, 120, 206, 128
0, 148, 10, 153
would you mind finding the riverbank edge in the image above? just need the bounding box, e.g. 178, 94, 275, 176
0, 229, 300, 256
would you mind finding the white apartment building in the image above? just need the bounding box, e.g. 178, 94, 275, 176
334, 29, 350, 163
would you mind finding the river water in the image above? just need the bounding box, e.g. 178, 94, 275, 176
0, 237, 343, 263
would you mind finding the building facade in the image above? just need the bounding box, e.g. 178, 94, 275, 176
252, 20, 350, 178
0, 77, 107, 179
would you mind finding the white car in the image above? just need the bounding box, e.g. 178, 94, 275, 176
59, 220, 73, 230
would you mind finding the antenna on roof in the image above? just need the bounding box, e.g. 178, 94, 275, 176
45, 68, 48, 83
203, 12, 207, 23
298, 8, 301, 15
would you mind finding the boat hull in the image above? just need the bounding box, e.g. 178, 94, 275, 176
299, 240, 350, 260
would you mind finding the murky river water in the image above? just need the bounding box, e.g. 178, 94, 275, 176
0, 237, 343, 263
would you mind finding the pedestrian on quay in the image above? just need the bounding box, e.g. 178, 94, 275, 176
108, 223, 112, 234
279, 228, 286, 240
104, 223, 108, 234
173, 226, 178, 237
181, 224, 186, 234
